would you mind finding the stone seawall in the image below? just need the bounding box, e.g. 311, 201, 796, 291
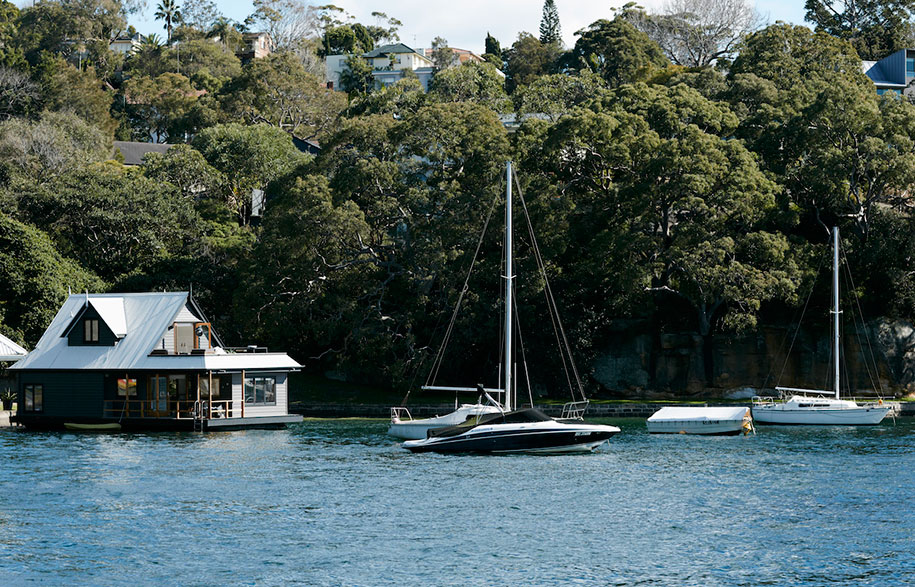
291, 402, 913, 419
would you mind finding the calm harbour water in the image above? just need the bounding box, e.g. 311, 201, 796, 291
1, 418, 914, 586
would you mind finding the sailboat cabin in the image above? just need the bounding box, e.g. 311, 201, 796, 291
10, 292, 303, 430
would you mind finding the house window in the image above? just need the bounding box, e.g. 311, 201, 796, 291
907, 57, 915, 75
84, 319, 99, 342
24, 384, 43, 412
117, 378, 137, 397
244, 376, 276, 406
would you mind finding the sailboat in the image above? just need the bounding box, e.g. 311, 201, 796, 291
752, 227, 892, 425
403, 162, 620, 453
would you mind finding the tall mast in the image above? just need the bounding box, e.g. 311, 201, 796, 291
833, 227, 841, 400
504, 161, 513, 411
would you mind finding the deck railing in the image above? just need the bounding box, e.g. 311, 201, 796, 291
102, 399, 240, 420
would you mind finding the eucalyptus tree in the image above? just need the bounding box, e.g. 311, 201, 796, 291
428, 61, 511, 113
804, 0, 915, 60
563, 18, 669, 87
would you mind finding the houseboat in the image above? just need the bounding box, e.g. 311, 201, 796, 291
10, 291, 303, 431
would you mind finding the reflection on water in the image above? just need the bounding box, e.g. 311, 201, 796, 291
1, 419, 914, 585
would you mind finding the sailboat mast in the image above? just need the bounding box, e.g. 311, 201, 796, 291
833, 227, 840, 400
504, 161, 513, 412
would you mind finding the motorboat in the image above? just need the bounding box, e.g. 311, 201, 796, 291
646, 406, 754, 435
752, 227, 892, 426
403, 408, 619, 454
401, 162, 620, 454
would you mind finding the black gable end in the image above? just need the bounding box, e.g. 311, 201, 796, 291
64, 304, 117, 346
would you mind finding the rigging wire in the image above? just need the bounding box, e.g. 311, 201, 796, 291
841, 243, 886, 397
420, 191, 501, 395
511, 168, 585, 402
770, 243, 829, 392
512, 282, 536, 408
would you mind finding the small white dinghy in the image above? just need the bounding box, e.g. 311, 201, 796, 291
646, 406, 754, 436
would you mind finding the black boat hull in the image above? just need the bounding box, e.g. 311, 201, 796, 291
405, 428, 619, 454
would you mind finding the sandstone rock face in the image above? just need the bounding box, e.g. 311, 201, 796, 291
590, 318, 915, 397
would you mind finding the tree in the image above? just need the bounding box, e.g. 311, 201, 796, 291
504, 32, 562, 92
428, 61, 511, 113
564, 18, 669, 88
220, 52, 346, 139
155, 0, 183, 45
338, 53, 374, 94
348, 76, 426, 118
320, 22, 374, 57
233, 174, 375, 364
513, 72, 608, 121
124, 73, 199, 142
366, 11, 402, 45
206, 17, 244, 52
247, 0, 312, 50
0, 212, 104, 344
540, 0, 562, 45
181, 0, 222, 32
484, 32, 501, 58
15, 165, 197, 281
624, 0, 761, 67
429, 36, 453, 70
141, 143, 225, 200
33, 55, 115, 137
527, 83, 796, 386
0, 112, 110, 184
0, 67, 38, 120
805, 0, 915, 60
191, 123, 306, 222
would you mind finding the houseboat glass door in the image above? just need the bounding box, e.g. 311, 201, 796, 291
149, 376, 168, 416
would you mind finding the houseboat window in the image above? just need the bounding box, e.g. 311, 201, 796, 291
244, 376, 276, 406
84, 319, 99, 342
907, 57, 915, 75
24, 384, 43, 412
117, 378, 137, 397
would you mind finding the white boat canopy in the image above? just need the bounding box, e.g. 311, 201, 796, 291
647, 406, 751, 423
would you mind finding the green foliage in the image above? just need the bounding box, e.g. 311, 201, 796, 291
192, 123, 306, 221
484, 32, 502, 60
0, 111, 110, 183
513, 71, 608, 121
219, 52, 346, 139
804, 0, 915, 60
124, 72, 199, 142
33, 55, 116, 137
14, 164, 198, 281
0, 212, 104, 344
234, 174, 374, 361
321, 23, 374, 57
539, 0, 562, 45
338, 53, 374, 94
504, 32, 561, 92
428, 61, 511, 113
564, 18, 669, 87
348, 76, 426, 118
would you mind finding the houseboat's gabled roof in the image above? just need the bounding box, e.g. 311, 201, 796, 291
10, 292, 302, 372
12, 292, 189, 371
0, 332, 27, 361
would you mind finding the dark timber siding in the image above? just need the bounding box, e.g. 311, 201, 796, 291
19, 371, 105, 418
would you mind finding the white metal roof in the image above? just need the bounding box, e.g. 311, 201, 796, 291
647, 406, 750, 422
0, 332, 27, 361
10, 292, 300, 372
89, 297, 128, 337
